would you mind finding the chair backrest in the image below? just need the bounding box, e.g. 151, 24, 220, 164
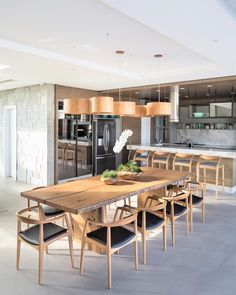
152, 151, 170, 164
17, 205, 45, 225
199, 155, 221, 163
133, 150, 150, 165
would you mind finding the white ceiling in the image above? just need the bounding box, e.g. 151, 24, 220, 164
0, 0, 235, 91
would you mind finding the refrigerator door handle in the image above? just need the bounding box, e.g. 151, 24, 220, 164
103, 124, 107, 152
107, 123, 110, 151
104, 123, 108, 153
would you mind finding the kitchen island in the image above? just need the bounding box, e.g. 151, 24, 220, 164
127, 144, 236, 193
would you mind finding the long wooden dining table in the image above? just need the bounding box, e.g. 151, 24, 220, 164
21, 167, 189, 214
21, 167, 189, 247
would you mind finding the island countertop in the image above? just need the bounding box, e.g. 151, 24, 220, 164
127, 144, 236, 159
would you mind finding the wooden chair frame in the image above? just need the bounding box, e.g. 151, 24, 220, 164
161, 187, 190, 246
151, 151, 170, 170
80, 210, 138, 289
196, 155, 224, 199
173, 153, 196, 180
58, 142, 68, 168
16, 205, 74, 284
133, 149, 150, 167
117, 197, 167, 265
184, 181, 205, 231
64, 144, 82, 169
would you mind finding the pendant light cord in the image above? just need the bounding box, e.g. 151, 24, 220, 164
106, 32, 109, 97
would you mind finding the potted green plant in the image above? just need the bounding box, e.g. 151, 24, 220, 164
117, 160, 142, 180
101, 169, 118, 185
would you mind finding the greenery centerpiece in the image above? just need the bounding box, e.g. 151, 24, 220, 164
117, 160, 142, 180
101, 169, 118, 185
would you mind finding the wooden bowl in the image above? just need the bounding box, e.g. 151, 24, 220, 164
118, 171, 142, 180
101, 177, 118, 185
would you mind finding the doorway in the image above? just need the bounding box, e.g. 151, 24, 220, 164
4, 106, 17, 179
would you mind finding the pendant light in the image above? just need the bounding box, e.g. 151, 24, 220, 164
64, 88, 91, 115
113, 50, 136, 116
90, 33, 114, 114
147, 54, 171, 116
64, 97, 91, 114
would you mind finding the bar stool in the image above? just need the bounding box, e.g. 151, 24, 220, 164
197, 155, 224, 199
133, 149, 150, 167
151, 151, 170, 170
64, 144, 82, 169
58, 142, 67, 168
173, 153, 196, 180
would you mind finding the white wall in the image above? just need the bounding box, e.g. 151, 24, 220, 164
0, 84, 55, 185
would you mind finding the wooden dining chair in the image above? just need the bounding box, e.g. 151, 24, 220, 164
16, 205, 74, 284
80, 209, 138, 289
26, 187, 66, 229
117, 197, 167, 264
161, 187, 190, 246
184, 181, 206, 231
173, 153, 196, 180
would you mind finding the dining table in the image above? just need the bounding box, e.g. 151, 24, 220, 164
21, 167, 189, 246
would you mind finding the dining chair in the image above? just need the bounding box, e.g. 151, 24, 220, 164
162, 187, 190, 246
80, 209, 138, 289
27, 187, 66, 229
184, 181, 206, 231
117, 197, 167, 264
16, 205, 74, 284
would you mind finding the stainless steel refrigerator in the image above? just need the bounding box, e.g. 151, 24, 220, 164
93, 118, 116, 175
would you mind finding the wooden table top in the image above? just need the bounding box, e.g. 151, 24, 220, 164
21, 167, 189, 214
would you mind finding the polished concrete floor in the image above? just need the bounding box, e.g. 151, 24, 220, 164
0, 177, 236, 295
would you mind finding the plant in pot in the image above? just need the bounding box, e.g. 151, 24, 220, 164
101, 169, 118, 185
117, 160, 142, 180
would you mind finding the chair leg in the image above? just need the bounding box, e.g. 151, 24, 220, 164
222, 166, 225, 193
134, 240, 138, 270
202, 202, 205, 223
203, 168, 206, 184
171, 215, 175, 246
80, 238, 85, 275
162, 225, 166, 251
46, 246, 49, 255
38, 247, 44, 284
190, 206, 193, 231
107, 252, 112, 289
215, 168, 219, 200
141, 231, 147, 264
16, 238, 21, 270
68, 235, 74, 268
186, 211, 189, 236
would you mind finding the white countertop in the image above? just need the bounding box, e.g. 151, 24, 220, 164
127, 144, 236, 159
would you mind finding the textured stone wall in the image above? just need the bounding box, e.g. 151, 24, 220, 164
0, 84, 55, 185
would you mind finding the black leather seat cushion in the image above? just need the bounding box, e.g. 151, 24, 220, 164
137, 211, 164, 230
42, 205, 64, 216
166, 202, 187, 216
167, 184, 184, 190
87, 226, 135, 248
191, 194, 203, 205
19, 223, 67, 245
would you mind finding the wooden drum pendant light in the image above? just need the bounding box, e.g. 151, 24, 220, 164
147, 54, 171, 116
113, 101, 136, 116
90, 96, 114, 114
64, 98, 91, 114
130, 105, 148, 117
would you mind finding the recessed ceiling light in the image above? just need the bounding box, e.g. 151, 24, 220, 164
0, 64, 10, 70
180, 87, 185, 90
207, 85, 212, 88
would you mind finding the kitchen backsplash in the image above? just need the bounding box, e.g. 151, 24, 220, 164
177, 129, 236, 147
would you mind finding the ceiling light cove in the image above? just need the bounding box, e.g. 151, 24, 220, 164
0, 38, 140, 79
0, 64, 10, 70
